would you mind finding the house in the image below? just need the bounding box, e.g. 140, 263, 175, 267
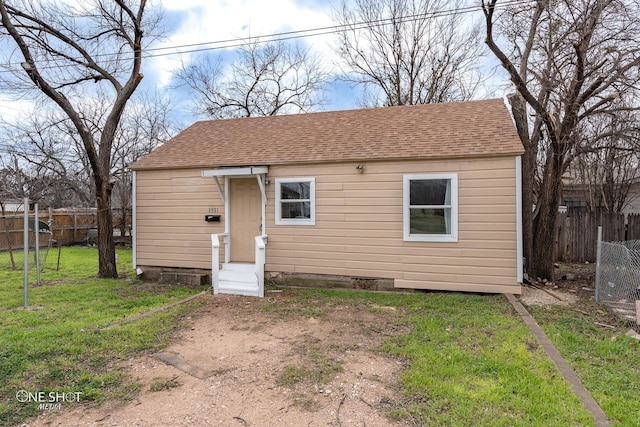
0, 199, 25, 214
562, 175, 640, 215
130, 98, 525, 297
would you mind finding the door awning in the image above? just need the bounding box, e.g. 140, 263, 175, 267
202, 166, 268, 177
202, 166, 269, 206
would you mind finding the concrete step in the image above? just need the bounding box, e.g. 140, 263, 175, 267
222, 263, 256, 273
218, 280, 261, 297
216, 263, 262, 297
219, 270, 257, 284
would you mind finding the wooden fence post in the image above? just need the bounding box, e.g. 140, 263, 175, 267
628, 214, 640, 241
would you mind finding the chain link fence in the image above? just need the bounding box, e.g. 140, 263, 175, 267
1, 210, 100, 267
2, 209, 131, 272
0, 215, 54, 271
596, 234, 640, 327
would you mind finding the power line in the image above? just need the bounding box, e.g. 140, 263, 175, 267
0, 0, 535, 73
144, 2, 480, 57
143, 0, 535, 58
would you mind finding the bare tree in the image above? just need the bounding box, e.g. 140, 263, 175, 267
0, 158, 23, 207
0, 0, 158, 277
111, 92, 177, 237
1, 112, 94, 207
333, 0, 484, 106
482, 0, 640, 280
0, 156, 25, 270
569, 110, 640, 213
173, 39, 328, 119
1, 90, 175, 212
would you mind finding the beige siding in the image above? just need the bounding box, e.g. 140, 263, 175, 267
135, 156, 521, 294
135, 169, 226, 268
264, 157, 520, 294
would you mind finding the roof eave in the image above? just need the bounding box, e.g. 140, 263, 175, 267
129, 150, 525, 172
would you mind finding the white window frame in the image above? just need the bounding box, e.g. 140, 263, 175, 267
403, 173, 458, 242
275, 177, 316, 226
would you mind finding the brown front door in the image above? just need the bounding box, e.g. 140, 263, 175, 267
229, 178, 262, 262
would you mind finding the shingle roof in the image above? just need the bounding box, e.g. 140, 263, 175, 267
130, 98, 524, 171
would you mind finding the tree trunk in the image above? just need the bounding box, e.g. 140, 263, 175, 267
1, 205, 17, 270
96, 178, 117, 278
530, 149, 564, 281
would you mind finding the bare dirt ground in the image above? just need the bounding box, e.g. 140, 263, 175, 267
519, 262, 599, 308
24, 263, 627, 427
519, 262, 630, 329
25, 291, 414, 427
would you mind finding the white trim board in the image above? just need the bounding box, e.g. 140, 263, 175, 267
202, 166, 268, 177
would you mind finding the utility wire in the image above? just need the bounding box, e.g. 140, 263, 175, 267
143, 0, 510, 57
0, 0, 534, 73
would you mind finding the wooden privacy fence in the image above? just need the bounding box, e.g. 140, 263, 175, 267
556, 212, 640, 262
0, 210, 98, 250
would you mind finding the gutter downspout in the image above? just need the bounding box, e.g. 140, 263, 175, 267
516, 156, 524, 283
132, 170, 137, 270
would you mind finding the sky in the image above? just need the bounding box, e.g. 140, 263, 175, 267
0, 0, 355, 123
0, 0, 508, 124
152, 0, 338, 80
148, 0, 507, 117
146, 0, 360, 115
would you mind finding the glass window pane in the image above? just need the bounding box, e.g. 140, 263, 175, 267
281, 182, 310, 200
281, 201, 311, 219
410, 179, 450, 206
409, 208, 451, 234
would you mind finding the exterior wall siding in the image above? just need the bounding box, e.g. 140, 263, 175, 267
135, 156, 521, 294
135, 169, 226, 268
265, 158, 519, 294
624, 185, 640, 214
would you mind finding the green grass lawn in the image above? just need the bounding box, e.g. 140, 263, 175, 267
529, 304, 640, 426
0, 247, 205, 426
1, 249, 636, 426
267, 289, 594, 426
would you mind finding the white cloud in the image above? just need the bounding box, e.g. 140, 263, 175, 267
0, 96, 35, 123
150, 0, 338, 87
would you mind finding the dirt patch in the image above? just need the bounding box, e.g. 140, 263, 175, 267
25, 264, 621, 426
521, 263, 630, 329
112, 281, 204, 297
26, 292, 412, 427
520, 263, 597, 308
519, 285, 579, 307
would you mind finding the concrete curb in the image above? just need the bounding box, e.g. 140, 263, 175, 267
155, 351, 215, 379
504, 293, 611, 427
101, 291, 206, 331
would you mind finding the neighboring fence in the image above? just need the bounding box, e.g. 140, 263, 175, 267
0, 210, 98, 251
556, 212, 640, 262
595, 235, 640, 325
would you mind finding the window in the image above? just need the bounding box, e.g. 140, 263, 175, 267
275, 178, 316, 225
403, 174, 458, 242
